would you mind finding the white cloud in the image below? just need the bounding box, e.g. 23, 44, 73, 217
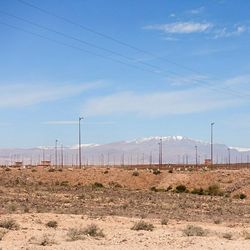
0, 81, 101, 108
214, 25, 246, 38
145, 22, 212, 34
82, 87, 244, 117
186, 7, 205, 15
43, 120, 114, 125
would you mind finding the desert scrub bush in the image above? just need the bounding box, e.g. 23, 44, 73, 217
31, 168, 37, 172
67, 228, 85, 241
182, 225, 207, 237
38, 234, 56, 246
206, 184, 223, 196
242, 231, 250, 240
191, 188, 204, 195
92, 182, 104, 188
131, 221, 154, 231
0, 218, 19, 230
0, 229, 7, 240
161, 218, 168, 225
223, 232, 233, 240
150, 187, 165, 192
234, 193, 247, 200
132, 170, 139, 176
60, 181, 69, 186
175, 185, 188, 193
153, 169, 161, 175
83, 224, 104, 238
214, 219, 221, 224
46, 220, 58, 228
48, 168, 55, 172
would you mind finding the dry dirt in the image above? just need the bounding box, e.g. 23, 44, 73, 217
0, 166, 250, 249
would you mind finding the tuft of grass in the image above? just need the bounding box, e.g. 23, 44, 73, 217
132, 171, 139, 176
0, 229, 7, 241
67, 228, 85, 241
161, 218, 168, 225
92, 182, 104, 188
0, 218, 19, 230
183, 225, 207, 237
175, 185, 188, 193
153, 169, 161, 175
191, 188, 204, 195
39, 234, 56, 246
223, 232, 233, 240
46, 220, 58, 229
214, 219, 221, 225
243, 231, 250, 240
131, 221, 154, 231
83, 224, 104, 238
67, 224, 104, 240
206, 184, 223, 196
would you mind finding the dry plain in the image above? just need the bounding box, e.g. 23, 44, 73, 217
0, 166, 250, 249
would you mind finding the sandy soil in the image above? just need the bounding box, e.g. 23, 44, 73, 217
0, 213, 250, 249
1, 167, 250, 249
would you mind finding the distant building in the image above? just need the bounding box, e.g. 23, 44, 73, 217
14, 161, 23, 167
204, 159, 212, 165
39, 160, 51, 167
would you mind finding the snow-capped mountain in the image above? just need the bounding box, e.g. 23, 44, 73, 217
0, 136, 249, 166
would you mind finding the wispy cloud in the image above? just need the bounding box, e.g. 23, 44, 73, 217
82, 87, 245, 117
43, 120, 115, 125
145, 22, 212, 34
186, 7, 205, 15
0, 81, 101, 108
214, 25, 247, 38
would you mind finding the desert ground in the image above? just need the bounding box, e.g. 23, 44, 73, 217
0, 166, 250, 249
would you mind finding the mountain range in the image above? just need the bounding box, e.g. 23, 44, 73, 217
0, 136, 250, 166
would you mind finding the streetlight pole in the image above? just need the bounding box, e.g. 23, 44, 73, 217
158, 138, 162, 167
61, 144, 64, 168
210, 122, 215, 165
195, 145, 198, 167
228, 148, 231, 166
55, 139, 58, 168
78, 117, 84, 169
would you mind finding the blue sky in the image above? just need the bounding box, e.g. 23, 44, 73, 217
0, 0, 250, 148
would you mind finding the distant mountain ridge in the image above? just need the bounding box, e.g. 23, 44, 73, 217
0, 136, 249, 166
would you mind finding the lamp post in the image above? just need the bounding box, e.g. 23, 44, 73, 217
195, 145, 198, 167
228, 148, 231, 166
158, 138, 162, 167
210, 122, 215, 165
78, 117, 84, 168
55, 139, 58, 168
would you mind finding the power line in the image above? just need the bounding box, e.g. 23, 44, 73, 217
1, 7, 250, 98
0, 21, 163, 75
15, 0, 247, 83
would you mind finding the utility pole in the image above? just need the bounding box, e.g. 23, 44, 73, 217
55, 139, 58, 168
79, 117, 84, 168
195, 145, 198, 167
211, 122, 215, 165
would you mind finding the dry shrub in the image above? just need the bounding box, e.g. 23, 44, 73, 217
0, 218, 19, 230
46, 220, 58, 228
131, 221, 154, 231
183, 225, 207, 237
67, 224, 104, 241
83, 224, 104, 237
223, 232, 233, 240
161, 218, 168, 225
0, 229, 7, 240
67, 228, 85, 241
